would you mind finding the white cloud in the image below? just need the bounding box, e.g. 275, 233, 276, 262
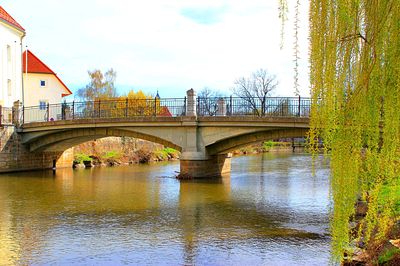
2, 0, 309, 98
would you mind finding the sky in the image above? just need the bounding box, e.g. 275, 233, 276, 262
2, 0, 309, 99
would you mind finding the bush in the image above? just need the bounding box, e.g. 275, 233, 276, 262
263, 140, 275, 150
74, 153, 92, 164
102, 150, 121, 160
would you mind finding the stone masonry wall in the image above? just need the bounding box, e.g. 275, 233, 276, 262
180, 154, 231, 178
0, 126, 73, 173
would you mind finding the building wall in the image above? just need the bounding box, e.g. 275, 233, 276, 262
0, 23, 24, 107
23, 73, 66, 107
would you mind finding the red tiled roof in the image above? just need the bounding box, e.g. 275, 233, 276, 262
159, 106, 172, 117
0, 6, 24, 32
23, 50, 72, 97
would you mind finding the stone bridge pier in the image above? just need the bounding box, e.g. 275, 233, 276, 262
179, 153, 231, 178
177, 89, 231, 178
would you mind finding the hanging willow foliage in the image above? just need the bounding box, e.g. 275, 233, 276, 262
280, 0, 400, 263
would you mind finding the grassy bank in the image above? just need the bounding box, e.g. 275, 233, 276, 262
346, 177, 400, 265
73, 139, 306, 168
73, 147, 180, 168
232, 141, 305, 155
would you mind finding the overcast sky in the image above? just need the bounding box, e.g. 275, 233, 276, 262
3, 0, 309, 99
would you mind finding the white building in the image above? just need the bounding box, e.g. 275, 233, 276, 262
0, 6, 25, 107
23, 50, 72, 107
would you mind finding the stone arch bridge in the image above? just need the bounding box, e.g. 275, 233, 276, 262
2, 91, 310, 177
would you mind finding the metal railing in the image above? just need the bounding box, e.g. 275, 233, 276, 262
10, 96, 310, 125
22, 98, 187, 123
0, 107, 14, 126
197, 96, 310, 117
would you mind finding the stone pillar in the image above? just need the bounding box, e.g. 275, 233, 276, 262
217, 98, 226, 116
186, 88, 197, 117
12, 101, 22, 127
180, 153, 232, 178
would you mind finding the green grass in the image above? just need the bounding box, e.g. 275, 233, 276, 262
378, 247, 400, 264
153, 147, 180, 160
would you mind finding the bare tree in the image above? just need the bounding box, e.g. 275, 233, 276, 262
197, 87, 225, 116
232, 69, 278, 116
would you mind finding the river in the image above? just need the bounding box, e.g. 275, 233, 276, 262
0, 153, 331, 265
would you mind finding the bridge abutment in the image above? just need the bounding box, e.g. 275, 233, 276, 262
180, 153, 231, 178
0, 126, 73, 173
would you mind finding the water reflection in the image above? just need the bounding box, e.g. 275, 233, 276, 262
0, 153, 330, 265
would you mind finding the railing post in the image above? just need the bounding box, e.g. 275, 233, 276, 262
12, 101, 19, 126
217, 98, 226, 116
72, 101, 75, 119
298, 95, 301, 117
186, 89, 197, 117
98, 100, 101, 118
183, 96, 187, 116
0, 105, 2, 127
125, 98, 128, 118
229, 96, 233, 116
46, 103, 50, 122
22, 106, 24, 125
154, 97, 157, 117
197, 96, 200, 116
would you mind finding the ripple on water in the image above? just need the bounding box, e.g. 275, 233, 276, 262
0, 153, 331, 265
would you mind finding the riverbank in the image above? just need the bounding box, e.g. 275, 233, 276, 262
72, 137, 180, 168
72, 138, 306, 169
345, 178, 400, 265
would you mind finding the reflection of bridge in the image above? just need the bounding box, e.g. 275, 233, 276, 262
4, 90, 311, 177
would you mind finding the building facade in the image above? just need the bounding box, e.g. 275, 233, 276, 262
0, 6, 25, 107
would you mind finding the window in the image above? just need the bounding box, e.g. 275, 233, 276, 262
40, 80, 46, 87
7, 79, 12, 96
39, 101, 48, 110
7, 45, 11, 62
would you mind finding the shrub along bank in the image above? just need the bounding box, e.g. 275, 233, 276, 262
72, 138, 305, 168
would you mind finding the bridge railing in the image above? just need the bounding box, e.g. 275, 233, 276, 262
197, 96, 310, 117
22, 98, 188, 123
19, 96, 311, 124
0, 107, 13, 126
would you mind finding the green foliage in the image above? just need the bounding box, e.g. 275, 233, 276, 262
102, 151, 121, 160
74, 153, 92, 163
380, 177, 400, 217
263, 141, 276, 149
153, 147, 180, 161
378, 247, 400, 264
303, 0, 400, 263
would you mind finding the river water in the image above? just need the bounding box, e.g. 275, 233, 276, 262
0, 153, 331, 265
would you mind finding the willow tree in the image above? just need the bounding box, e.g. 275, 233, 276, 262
280, 0, 400, 263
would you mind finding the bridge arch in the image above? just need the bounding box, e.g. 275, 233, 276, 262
206, 128, 308, 155
26, 128, 183, 152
